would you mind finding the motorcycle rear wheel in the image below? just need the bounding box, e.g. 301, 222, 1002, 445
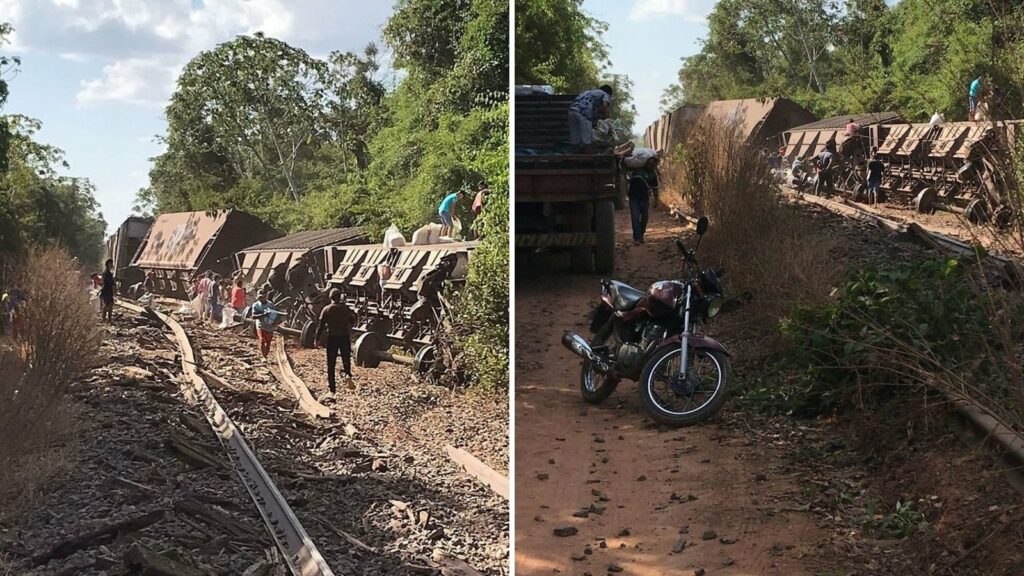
639, 347, 730, 427
580, 361, 619, 404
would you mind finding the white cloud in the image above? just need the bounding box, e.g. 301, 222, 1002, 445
3, 0, 394, 106
629, 0, 715, 23
76, 57, 181, 106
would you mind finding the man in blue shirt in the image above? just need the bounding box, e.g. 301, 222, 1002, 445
251, 290, 280, 358
969, 76, 982, 120
568, 85, 613, 153
438, 190, 466, 238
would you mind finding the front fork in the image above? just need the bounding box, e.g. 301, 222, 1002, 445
678, 283, 692, 376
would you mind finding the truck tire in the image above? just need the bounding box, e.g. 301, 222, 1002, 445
594, 200, 615, 274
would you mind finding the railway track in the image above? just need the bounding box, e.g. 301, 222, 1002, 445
116, 300, 336, 576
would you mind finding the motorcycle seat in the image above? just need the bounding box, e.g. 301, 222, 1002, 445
607, 280, 645, 311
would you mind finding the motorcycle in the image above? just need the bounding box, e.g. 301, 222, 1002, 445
561, 216, 731, 427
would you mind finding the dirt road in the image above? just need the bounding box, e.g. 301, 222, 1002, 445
514, 207, 822, 575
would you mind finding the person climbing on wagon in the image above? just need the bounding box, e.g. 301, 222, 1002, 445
438, 190, 467, 238
315, 288, 357, 397
969, 75, 983, 120
568, 85, 613, 153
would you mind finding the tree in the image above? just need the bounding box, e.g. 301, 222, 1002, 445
1, 115, 106, 266
0, 22, 20, 175
159, 34, 332, 203
514, 0, 608, 91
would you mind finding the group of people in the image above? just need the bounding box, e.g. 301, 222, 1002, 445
437, 180, 489, 238
786, 139, 885, 203
190, 271, 246, 324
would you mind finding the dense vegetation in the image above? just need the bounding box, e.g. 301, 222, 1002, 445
0, 24, 107, 271
661, 0, 1024, 122
135, 0, 510, 389
514, 0, 637, 132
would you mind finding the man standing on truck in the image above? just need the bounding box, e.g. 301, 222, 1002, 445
568, 85, 613, 153
315, 288, 356, 396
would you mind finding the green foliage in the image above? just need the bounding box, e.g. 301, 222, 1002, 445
777, 258, 1006, 413
663, 0, 1024, 121
862, 500, 929, 540
514, 0, 607, 91
514, 0, 637, 134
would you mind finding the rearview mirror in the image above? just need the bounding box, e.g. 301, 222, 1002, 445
696, 216, 709, 236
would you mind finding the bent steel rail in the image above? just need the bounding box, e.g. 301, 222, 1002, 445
116, 300, 335, 576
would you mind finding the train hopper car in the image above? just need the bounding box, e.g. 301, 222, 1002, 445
105, 216, 153, 295
233, 226, 369, 331
132, 210, 279, 299
313, 241, 479, 373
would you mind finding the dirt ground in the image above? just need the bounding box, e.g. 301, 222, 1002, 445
514, 203, 1024, 576
514, 208, 823, 576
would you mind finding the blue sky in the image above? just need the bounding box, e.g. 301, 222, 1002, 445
585, 0, 712, 135
2, 0, 395, 235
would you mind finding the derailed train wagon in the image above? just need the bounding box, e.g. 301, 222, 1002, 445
132, 210, 279, 299
105, 216, 153, 295
310, 241, 478, 373
783, 115, 1023, 224
233, 226, 369, 331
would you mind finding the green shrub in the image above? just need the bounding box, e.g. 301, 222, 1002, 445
778, 258, 1011, 414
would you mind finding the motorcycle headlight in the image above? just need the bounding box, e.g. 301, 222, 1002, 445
705, 295, 722, 319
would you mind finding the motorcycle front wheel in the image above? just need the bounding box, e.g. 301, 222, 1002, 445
580, 360, 619, 404
639, 347, 730, 427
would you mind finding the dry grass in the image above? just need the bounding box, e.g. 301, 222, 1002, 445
0, 245, 99, 520
660, 117, 839, 342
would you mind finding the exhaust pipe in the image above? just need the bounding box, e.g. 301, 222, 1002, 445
562, 332, 611, 372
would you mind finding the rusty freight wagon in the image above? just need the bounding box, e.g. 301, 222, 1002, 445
132, 210, 279, 299
645, 98, 817, 152
105, 216, 153, 295
316, 241, 478, 373
515, 92, 624, 274
781, 112, 902, 199
870, 120, 1023, 224
233, 226, 368, 332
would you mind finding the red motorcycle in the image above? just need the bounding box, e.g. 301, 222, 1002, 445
562, 216, 731, 427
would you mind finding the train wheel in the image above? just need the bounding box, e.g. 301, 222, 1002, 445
914, 188, 937, 214
995, 206, 1015, 229
354, 332, 385, 368
300, 319, 317, 349
966, 199, 990, 224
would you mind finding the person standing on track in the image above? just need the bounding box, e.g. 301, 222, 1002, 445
866, 150, 885, 204
251, 290, 279, 359
100, 259, 115, 322
816, 141, 838, 198
315, 288, 356, 396
568, 85, 613, 153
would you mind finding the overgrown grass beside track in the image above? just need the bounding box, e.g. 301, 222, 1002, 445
0, 245, 99, 520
